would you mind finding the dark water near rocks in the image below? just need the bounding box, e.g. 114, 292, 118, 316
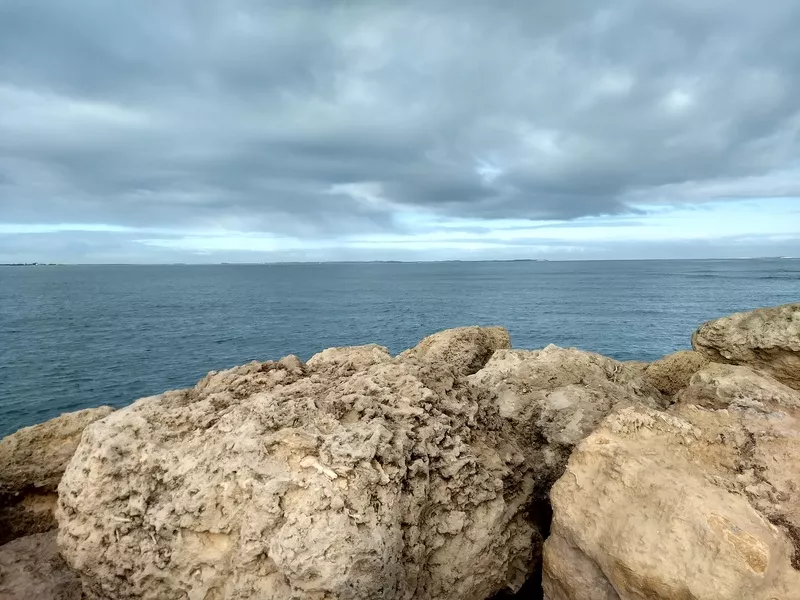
1, 259, 798, 437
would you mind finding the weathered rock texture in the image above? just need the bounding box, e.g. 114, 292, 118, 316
543, 363, 800, 599
58, 327, 541, 600
0, 407, 113, 544
642, 350, 709, 396
36, 302, 800, 600
693, 302, 800, 390
56, 329, 666, 600
399, 327, 512, 377
0, 532, 82, 600
676, 362, 800, 411
470, 345, 666, 496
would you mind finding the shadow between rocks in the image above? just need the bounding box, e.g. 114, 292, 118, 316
490, 497, 552, 600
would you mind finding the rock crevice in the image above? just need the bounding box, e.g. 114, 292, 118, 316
0, 406, 113, 545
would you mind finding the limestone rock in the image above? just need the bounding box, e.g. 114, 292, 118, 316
621, 360, 648, 375
0, 407, 113, 544
57, 329, 535, 600
399, 326, 511, 376
306, 345, 391, 374
692, 302, 800, 390
469, 345, 665, 496
0, 532, 82, 600
642, 350, 709, 396
543, 396, 800, 599
676, 362, 800, 411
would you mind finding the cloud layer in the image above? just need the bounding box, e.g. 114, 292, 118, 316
1, 0, 799, 260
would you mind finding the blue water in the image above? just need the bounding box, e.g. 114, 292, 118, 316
1, 259, 798, 437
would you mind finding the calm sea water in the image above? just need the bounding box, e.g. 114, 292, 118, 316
1, 259, 798, 437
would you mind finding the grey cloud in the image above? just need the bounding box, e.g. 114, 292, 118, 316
1, 0, 800, 238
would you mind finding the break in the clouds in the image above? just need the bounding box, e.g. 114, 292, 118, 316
1, 0, 799, 262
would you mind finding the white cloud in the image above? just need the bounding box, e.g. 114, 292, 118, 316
663, 89, 694, 113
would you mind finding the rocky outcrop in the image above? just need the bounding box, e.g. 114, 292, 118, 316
641, 350, 709, 396
692, 302, 800, 390
0, 407, 113, 544
55, 330, 668, 600
57, 328, 540, 600
0, 532, 82, 600
0, 302, 786, 600
542, 362, 800, 599
470, 345, 665, 496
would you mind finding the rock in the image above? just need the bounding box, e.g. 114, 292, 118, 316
642, 350, 709, 396
0, 407, 113, 544
675, 362, 800, 411
543, 391, 800, 599
0, 532, 82, 600
469, 345, 665, 496
621, 360, 648, 375
692, 302, 800, 390
306, 344, 392, 374
399, 326, 511, 376
57, 329, 536, 600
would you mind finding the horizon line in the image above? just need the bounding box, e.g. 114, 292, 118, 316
1, 256, 796, 267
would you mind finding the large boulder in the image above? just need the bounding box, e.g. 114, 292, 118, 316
0, 407, 113, 544
0, 532, 82, 600
469, 345, 666, 496
57, 328, 539, 600
692, 303, 800, 390
642, 350, 709, 397
542, 363, 800, 600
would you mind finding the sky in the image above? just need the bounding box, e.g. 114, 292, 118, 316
1, 0, 799, 263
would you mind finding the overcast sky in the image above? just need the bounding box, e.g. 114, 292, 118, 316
1, 0, 799, 263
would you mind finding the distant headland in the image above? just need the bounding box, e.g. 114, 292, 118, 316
0, 263, 63, 267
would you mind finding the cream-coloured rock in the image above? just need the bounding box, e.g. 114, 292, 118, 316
57, 329, 535, 600
306, 345, 391, 374
0, 407, 113, 544
676, 362, 800, 411
543, 397, 800, 599
621, 360, 648, 375
469, 345, 665, 494
643, 350, 709, 396
692, 302, 800, 390
399, 326, 511, 376
0, 532, 82, 600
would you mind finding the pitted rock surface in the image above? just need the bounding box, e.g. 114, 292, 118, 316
58, 328, 541, 600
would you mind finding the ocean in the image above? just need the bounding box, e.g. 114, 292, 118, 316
1, 259, 798, 437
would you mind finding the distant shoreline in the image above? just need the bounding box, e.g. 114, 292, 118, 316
0, 257, 796, 267
0, 263, 63, 267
